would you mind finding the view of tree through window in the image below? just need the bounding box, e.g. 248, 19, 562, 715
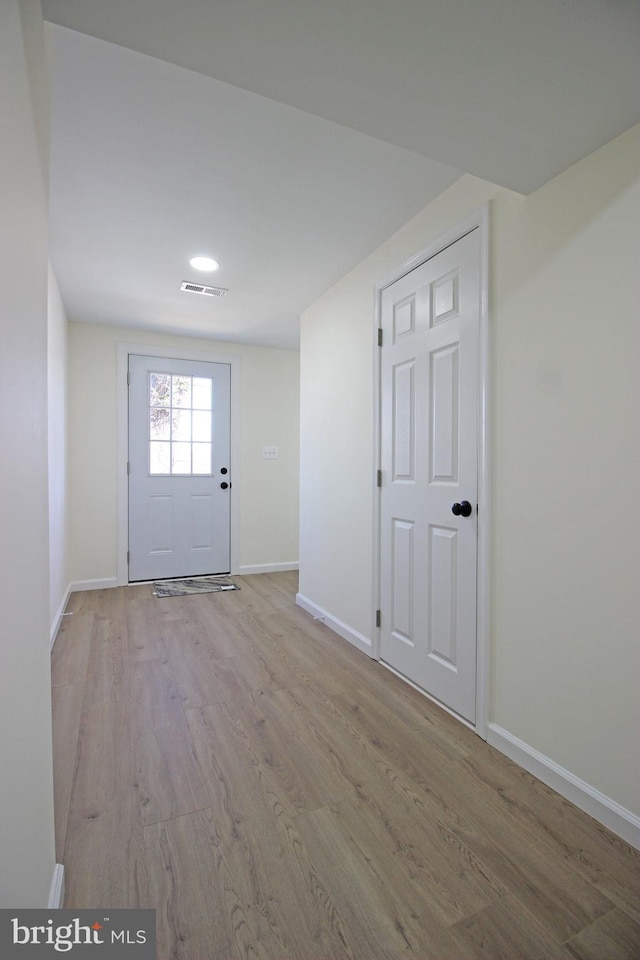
149, 373, 213, 474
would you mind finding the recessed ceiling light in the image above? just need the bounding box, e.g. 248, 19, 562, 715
189, 256, 219, 272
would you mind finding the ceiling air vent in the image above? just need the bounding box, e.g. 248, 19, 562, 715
180, 281, 228, 297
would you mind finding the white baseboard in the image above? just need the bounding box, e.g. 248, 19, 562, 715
68, 577, 119, 593
51, 580, 119, 650
296, 593, 373, 658
237, 562, 299, 575
47, 864, 65, 908
487, 723, 640, 851
50, 584, 72, 651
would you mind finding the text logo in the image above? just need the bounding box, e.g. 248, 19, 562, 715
0, 910, 156, 958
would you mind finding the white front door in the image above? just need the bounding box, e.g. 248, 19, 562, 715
128, 354, 231, 581
379, 229, 480, 723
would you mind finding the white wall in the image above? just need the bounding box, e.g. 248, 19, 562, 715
48, 265, 69, 637
300, 124, 640, 823
67, 322, 299, 582
0, 0, 57, 906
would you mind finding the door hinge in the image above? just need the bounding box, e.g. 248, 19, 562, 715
377, 328, 383, 347
127, 371, 130, 386
376, 609, 381, 628
127, 550, 130, 564
377, 469, 382, 487
127, 461, 131, 475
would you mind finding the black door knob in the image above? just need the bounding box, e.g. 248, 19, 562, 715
220, 482, 229, 490
452, 500, 472, 517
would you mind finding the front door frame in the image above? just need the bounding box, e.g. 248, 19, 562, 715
372, 206, 491, 738
116, 341, 241, 585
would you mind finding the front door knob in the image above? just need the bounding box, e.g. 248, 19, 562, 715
452, 500, 472, 517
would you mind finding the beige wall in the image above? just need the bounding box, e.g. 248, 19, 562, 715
300, 124, 640, 819
48, 265, 69, 635
0, 0, 57, 906
67, 322, 299, 582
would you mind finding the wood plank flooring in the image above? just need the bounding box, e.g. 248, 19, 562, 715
52, 572, 640, 959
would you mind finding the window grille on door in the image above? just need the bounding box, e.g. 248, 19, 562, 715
148, 372, 213, 475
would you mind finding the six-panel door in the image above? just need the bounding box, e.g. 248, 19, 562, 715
379, 230, 480, 722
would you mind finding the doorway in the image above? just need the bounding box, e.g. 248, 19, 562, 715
128, 354, 231, 581
375, 213, 490, 731
116, 343, 239, 585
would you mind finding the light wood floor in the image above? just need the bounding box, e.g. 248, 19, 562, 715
52, 572, 640, 959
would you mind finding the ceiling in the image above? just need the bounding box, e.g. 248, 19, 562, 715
43, 0, 640, 350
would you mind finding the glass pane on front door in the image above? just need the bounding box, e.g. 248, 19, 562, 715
148, 372, 214, 475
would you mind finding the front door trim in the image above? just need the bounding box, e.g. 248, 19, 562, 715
372, 205, 490, 738
116, 341, 241, 586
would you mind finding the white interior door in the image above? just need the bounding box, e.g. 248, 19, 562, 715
128, 354, 231, 581
379, 229, 480, 723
